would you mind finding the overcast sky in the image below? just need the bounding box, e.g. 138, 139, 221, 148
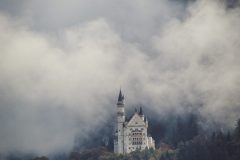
0, 0, 240, 156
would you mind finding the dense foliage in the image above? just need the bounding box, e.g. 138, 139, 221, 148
177, 119, 240, 160
3, 118, 240, 160
69, 147, 175, 160
67, 118, 240, 160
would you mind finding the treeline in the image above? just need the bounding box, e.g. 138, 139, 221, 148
149, 113, 199, 147
66, 118, 240, 160
69, 147, 175, 160
177, 119, 240, 160
4, 117, 240, 160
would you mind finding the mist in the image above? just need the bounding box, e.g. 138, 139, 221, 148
0, 0, 240, 156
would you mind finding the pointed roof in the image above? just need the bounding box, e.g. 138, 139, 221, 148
126, 113, 146, 127
145, 116, 148, 122
135, 108, 137, 113
139, 106, 143, 115
118, 89, 124, 102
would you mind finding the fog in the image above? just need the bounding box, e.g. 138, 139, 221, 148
0, 0, 240, 156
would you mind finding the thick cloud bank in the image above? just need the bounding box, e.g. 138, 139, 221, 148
0, 0, 240, 155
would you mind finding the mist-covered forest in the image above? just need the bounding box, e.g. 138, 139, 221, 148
1, 0, 240, 159
2, 113, 240, 160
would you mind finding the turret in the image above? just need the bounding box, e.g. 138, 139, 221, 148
145, 116, 148, 127
115, 89, 125, 154
139, 106, 144, 121
117, 89, 125, 122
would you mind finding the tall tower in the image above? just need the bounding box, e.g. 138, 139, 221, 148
139, 106, 144, 121
115, 89, 125, 154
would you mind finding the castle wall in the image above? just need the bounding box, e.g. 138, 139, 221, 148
114, 90, 155, 154
124, 125, 148, 153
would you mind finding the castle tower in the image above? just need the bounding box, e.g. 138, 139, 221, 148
114, 89, 125, 154
139, 106, 144, 121
114, 90, 155, 154
117, 89, 125, 122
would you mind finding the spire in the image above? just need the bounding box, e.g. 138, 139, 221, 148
118, 89, 124, 102
139, 106, 143, 115
145, 116, 148, 122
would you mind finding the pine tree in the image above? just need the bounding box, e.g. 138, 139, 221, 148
234, 119, 240, 142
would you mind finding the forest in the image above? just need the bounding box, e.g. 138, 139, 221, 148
4, 115, 240, 160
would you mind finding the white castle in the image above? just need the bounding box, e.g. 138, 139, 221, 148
114, 89, 155, 154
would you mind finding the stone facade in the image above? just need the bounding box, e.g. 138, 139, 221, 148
114, 90, 155, 154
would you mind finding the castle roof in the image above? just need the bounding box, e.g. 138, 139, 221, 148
118, 89, 124, 102
139, 106, 143, 115
125, 112, 146, 127
125, 107, 145, 122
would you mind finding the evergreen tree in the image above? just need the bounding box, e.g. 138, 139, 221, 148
234, 119, 240, 141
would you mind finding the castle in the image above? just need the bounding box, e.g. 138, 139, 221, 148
114, 89, 155, 154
